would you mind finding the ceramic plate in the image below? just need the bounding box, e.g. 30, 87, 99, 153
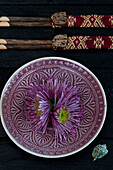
0, 57, 107, 158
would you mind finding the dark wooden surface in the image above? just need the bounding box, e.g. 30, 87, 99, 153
0, 1, 113, 170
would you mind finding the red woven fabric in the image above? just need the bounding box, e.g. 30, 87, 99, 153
65, 36, 113, 50
52, 14, 113, 28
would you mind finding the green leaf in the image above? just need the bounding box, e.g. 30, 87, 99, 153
92, 144, 108, 161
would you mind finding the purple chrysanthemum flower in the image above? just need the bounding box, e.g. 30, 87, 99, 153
24, 77, 82, 143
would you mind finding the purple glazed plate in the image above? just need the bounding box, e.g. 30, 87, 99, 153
0, 57, 107, 158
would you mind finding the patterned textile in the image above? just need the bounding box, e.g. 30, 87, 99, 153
51, 14, 113, 28
53, 36, 113, 50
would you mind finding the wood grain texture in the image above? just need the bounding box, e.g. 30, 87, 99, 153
1, 5, 113, 16
0, 16, 51, 22
0, 39, 52, 45
0, 39, 52, 49
8, 17, 51, 22
1, 44, 52, 49
0, 0, 113, 5
10, 22, 51, 27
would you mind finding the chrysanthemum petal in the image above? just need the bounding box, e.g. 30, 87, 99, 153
24, 77, 83, 143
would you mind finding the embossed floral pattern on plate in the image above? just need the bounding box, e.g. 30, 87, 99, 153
0, 57, 107, 158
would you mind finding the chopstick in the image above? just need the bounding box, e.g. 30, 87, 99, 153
0, 16, 51, 27
0, 21, 51, 27
0, 17, 51, 22
0, 34, 113, 50
0, 39, 52, 49
0, 12, 113, 28
0, 39, 52, 45
0, 44, 52, 50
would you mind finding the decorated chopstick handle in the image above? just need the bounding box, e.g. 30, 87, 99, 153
1, 35, 113, 50
51, 12, 113, 28
52, 34, 113, 50
1, 13, 113, 28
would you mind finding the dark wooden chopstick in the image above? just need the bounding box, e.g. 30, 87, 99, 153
0, 39, 52, 45
1, 34, 113, 50
0, 44, 52, 49
0, 16, 51, 22
0, 15, 52, 27
1, 12, 113, 28
0, 21, 51, 27
0, 39, 52, 49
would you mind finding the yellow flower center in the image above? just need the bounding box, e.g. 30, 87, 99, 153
34, 98, 42, 117
59, 107, 68, 122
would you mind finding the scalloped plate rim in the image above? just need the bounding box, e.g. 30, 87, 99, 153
0, 56, 107, 158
